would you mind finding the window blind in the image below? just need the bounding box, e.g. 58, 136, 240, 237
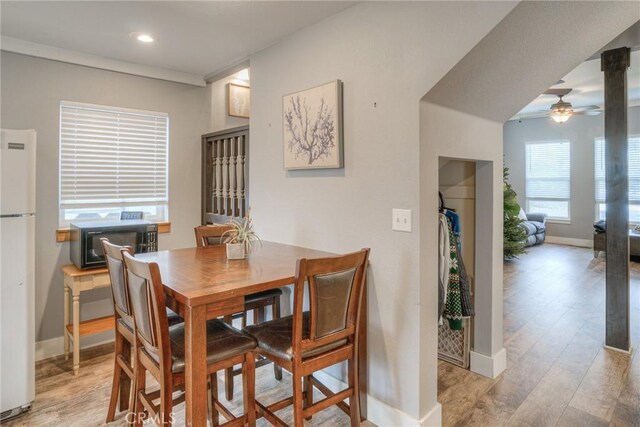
59, 102, 168, 209
525, 141, 571, 200
595, 137, 640, 203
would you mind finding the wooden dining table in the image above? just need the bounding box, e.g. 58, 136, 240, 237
137, 241, 368, 426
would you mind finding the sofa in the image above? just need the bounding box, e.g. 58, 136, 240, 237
519, 212, 548, 247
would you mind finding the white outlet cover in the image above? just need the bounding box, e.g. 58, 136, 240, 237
392, 208, 412, 232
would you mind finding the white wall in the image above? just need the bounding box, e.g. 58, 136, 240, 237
504, 106, 640, 242
247, 2, 516, 422
0, 52, 210, 353
209, 69, 250, 132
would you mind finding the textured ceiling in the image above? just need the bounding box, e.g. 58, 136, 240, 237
0, 1, 356, 78
515, 49, 640, 120
424, 2, 640, 123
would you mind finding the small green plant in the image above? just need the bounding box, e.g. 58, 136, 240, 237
504, 167, 527, 259
221, 210, 262, 255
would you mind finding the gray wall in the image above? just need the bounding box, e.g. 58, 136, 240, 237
1, 52, 210, 351
504, 106, 640, 241
248, 1, 515, 421
209, 69, 250, 132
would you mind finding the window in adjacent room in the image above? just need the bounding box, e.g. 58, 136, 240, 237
59, 101, 169, 227
525, 140, 571, 221
595, 136, 640, 224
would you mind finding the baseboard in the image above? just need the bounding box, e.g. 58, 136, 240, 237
470, 348, 507, 379
545, 236, 593, 248
419, 402, 442, 427
314, 371, 433, 426
36, 334, 114, 362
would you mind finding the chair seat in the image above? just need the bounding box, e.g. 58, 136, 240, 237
244, 313, 346, 361
245, 288, 283, 304
147, 319, 256, 373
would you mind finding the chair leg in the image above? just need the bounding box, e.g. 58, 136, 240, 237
303, 376, 313, 421
292, 372, 304, 427
243, 353, 256, 427
133, 350, 147, 427
119, 338, 132, 412
106, 332, 124, 423
210, 373, 219, 427
159, 382, 173, 427
273, 299, 283, 381
223, 315, 235, 401
348, 356, 360, 427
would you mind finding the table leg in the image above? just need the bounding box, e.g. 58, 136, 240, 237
359, 282, 368, 421
72, 290, 80, 376
184, 304, 208, 427
63, 284, 70, 360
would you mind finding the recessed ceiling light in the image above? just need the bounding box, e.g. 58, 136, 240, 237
130, 32, 154, 43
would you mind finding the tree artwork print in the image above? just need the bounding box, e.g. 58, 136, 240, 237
282, 80, 343, 169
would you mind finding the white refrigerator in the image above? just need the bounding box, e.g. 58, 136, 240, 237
0, 129, 36, 421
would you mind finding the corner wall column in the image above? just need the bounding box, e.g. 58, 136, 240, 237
602, 46, 631, 352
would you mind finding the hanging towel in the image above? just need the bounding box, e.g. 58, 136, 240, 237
444, 216, 465, 330
438, 213, 450, 322
456, 239, 475, 317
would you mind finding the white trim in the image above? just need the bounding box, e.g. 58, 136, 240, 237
419, 403, 442, 427
470, 348, 507, 379
313, 370, 430, 426
545, 236, 593, 248
604, 344, 633, 355
36, 335, 114, 362
204, 58, 250, 83
1, 36, 206, 87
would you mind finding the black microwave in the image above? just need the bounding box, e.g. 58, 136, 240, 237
70, 220, 158, 269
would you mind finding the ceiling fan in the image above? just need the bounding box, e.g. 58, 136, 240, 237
543, 88, 601, 123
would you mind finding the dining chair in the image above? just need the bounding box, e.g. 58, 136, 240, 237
121, 250, 257, 427
244, 248, 370, 427
101, 239, 183, 423
194, 224, 283, 400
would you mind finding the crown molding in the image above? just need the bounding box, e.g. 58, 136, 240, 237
204, 58, 250, 83
0, 36, 206, 87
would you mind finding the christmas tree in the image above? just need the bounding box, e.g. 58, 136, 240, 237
504, 167, 527, 259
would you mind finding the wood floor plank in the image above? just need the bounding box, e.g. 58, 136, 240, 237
441, 245, 639, 427
568, 347, 632, 422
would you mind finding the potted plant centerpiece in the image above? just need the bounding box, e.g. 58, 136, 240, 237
222, 211, 261, 260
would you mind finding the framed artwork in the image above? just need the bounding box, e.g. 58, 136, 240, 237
283, 80, 343, 170
228, 83, 250, 118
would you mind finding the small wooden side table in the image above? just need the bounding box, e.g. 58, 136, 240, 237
61, 264, 114, 375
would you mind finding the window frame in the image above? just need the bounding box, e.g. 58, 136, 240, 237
524, 140, 571, 222
594, 136, 640, 225
58, 101, 170, 227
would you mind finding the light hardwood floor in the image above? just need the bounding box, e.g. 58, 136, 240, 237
5, 244, 638, 426
439, 244, 640, 427
3, 343, 375, 426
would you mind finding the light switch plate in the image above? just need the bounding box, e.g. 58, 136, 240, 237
392, 209, 412, 232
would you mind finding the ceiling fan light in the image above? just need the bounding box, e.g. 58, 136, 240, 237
551, 110, 571, 123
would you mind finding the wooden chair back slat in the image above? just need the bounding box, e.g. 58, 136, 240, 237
100, 238, 134, 322
293, 248, 370, 355
194, 224, 233, 247
122, 251, 172, 374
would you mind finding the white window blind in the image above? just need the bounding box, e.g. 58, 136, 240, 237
525, 140, 571, 220
59, 101, 168, 224
594, 137, 640, 223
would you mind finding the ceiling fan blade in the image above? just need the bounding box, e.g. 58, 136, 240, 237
573, 110, 602, 116
574, 105, 601, 111
544, 88, 572, 97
